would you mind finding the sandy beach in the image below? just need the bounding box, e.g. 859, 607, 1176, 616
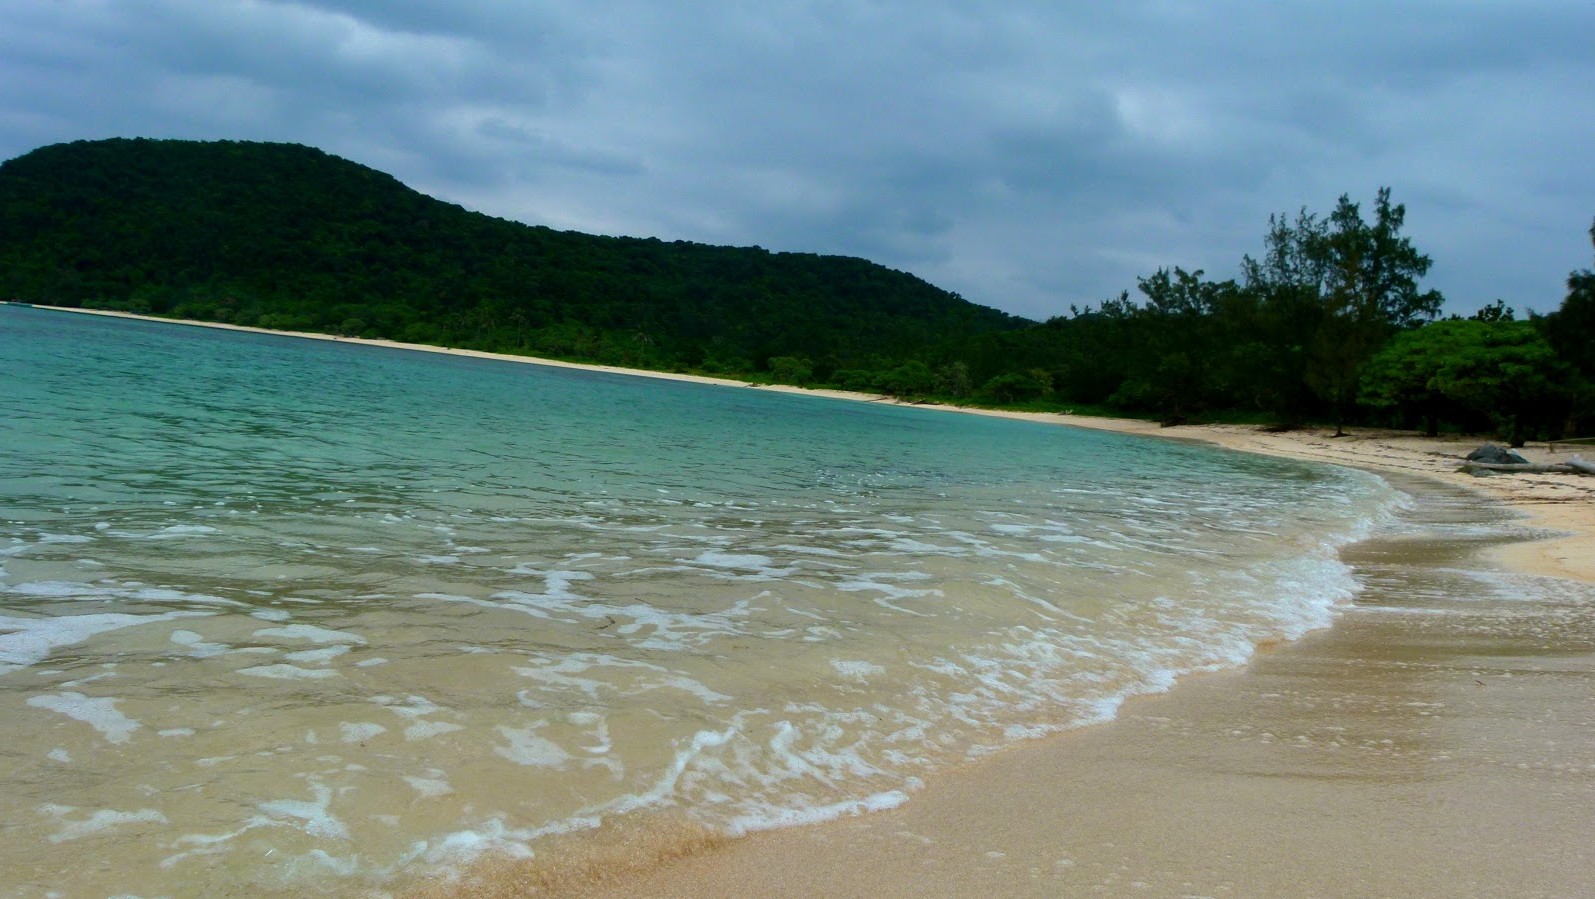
23, 305, 1595, 897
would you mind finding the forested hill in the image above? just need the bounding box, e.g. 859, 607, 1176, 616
0, 138, 1024, 372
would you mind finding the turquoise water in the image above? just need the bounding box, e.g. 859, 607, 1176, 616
0, 306, 1401, 895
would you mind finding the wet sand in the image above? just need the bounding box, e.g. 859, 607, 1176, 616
28, 305, 1595, 896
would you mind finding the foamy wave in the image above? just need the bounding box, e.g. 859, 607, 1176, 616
169, 629, 231, 658
4, 532, 96, 555
238, 663, 341, 680
423, 575, 753, 652
829, 659, 886, 680
2, 580, 242, 606
682, 550, 800, 580
494, 725, 575, 768
0, 610, 212, 674
257, 781, 350, 840
252, 624, 367, 645
725, 789, 911, 835
27, 692, 142, 744
39, 804, 169, 843
151, 525, 222, 539
511, 652, 732, 704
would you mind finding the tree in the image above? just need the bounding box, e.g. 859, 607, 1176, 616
1431, 321, 1569, 446
1539, 218, 1595, 433
1319, 189, 1445, 330
1289, 189, 1442, 434
982, 369, 1052, 403
1361, 319, 1570, 445
1241, 208, 1329, 296
1111, 267, 1238, 422
1360, 319, 1473, 436
831, 368, 878, 392
877, 360, 936, 397
1543, 218, 1595, 379
1239, 210, 1331, 426
934, 360, 973, 398
768, 355, 813, 385
1469, 300, 1515, 322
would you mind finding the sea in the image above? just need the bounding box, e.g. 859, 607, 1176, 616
0, 305, 1406, 896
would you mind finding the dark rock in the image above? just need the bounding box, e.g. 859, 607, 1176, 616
1466, 445, 1528, 465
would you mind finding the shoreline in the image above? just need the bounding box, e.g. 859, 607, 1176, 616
23, 304, 1595, 896
29, 304, 1593, 581
413, 471, 1595, 898
572, 474, 1595, 897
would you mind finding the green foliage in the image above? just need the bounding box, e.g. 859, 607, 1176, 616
946, 188, 1549, 434
1304, 190, 1443, 432
1358, 322, 1458, 435
933, 361, 973, 398
1318, 189, 1444, 330
1237, 215, 1330, 424
981, 370, 1052, 403
1431, 323, 1570, 446
1544, 221, 1595, 378
829, 369, 872, 391
1537, 219, 1595, 432
767, 355, 813, 385
877, 360, 936, 398
1106, 267, 1239, 422
1230, 191, 1445, 432
1469, 300, 1515, 322
1361, 319, 1571, 444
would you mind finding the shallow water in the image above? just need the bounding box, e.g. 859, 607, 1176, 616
569, 477, 1595, 899
0, 307, 1402, 896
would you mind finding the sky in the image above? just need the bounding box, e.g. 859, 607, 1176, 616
2, 1, 1592, 321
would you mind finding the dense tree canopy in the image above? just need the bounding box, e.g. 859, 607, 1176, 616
1359, 319, 1570, 444
1233, 190, 1445, 433
1534, 220, 1595, 435
1545, 221, 1595, 381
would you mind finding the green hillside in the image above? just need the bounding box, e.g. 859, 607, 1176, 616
0, 138, 1024, 374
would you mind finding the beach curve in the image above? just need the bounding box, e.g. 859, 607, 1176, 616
25, 305, 1595, 897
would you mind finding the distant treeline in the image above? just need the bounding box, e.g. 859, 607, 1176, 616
956, 195, 1593, 444
2, 138, 1589, 441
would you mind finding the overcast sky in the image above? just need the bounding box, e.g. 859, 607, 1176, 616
3, 1, 1591, 320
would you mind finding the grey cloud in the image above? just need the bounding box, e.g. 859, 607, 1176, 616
1, 1, 1591, 319
473, 117, 646, 176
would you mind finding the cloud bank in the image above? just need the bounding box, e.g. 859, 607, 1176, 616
3, 1, 1591, 319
